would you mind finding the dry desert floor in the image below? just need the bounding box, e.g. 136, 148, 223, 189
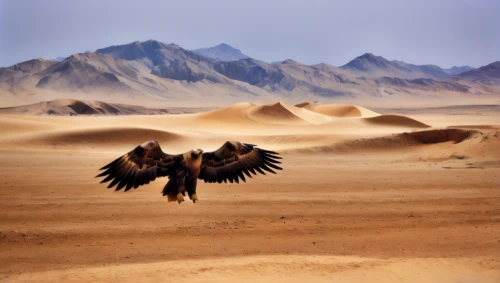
0, 102, 499, 282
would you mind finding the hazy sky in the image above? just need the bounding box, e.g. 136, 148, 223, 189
1, 0, 499, 68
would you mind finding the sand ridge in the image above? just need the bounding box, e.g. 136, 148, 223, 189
295, 101, 379, 118
363, 115, 430, 128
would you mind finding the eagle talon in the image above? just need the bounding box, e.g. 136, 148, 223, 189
191, 193, 198, 203
177, 193, 184, 203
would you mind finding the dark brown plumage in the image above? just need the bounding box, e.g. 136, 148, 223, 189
96, 141, 282, 203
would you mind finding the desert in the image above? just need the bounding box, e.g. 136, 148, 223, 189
0, 100, 499, 282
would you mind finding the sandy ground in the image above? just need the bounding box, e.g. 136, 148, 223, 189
0, 102, 499, 282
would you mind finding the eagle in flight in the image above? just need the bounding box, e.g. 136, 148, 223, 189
96, 141, 282, 203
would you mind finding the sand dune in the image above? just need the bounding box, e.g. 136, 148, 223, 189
363, 114, 430, 128
246, 101, 332, 125
403, 128, 475, 144
295, 102, 379, 118
195, 101, 430, 130
196, 101, 333, 126
193, 102, 255, 123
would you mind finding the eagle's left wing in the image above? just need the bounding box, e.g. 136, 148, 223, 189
198, 141, 282, 184
96, 141, 182, 191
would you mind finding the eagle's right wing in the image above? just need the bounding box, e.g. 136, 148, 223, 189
96, 141, 182, 191
198, 141, 282, 184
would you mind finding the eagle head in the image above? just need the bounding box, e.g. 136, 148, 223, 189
191, 149, 203, 158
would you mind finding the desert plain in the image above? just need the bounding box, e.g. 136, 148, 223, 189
0, 100, 499, 282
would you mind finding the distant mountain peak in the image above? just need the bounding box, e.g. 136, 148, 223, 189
212, 43, 241, 52
217, 43, 232, 48
355, 53, 382, 61
341, 52, 450, 80
443, 65, 476, 76
341, 53, 391, 73
140, 39, 169, 50
361, 52, 375, 57
142, 39, 167, 45
192, 43, 249, 61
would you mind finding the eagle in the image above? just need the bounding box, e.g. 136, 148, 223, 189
96, 141, 282, 203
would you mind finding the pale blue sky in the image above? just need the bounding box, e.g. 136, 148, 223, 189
1, 0, 499, 68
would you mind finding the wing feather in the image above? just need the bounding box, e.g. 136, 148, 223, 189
254, 166, 266, 175
125, 171, 136, 192
100, 173, 115, 183
238, 171, 246, 183
265, 161, 282, 170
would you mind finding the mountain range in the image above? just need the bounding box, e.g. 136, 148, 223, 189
1, 39, 498, 107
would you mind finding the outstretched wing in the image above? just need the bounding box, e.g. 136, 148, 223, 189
96, 141, 182, 191
199, 141, 282, 184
